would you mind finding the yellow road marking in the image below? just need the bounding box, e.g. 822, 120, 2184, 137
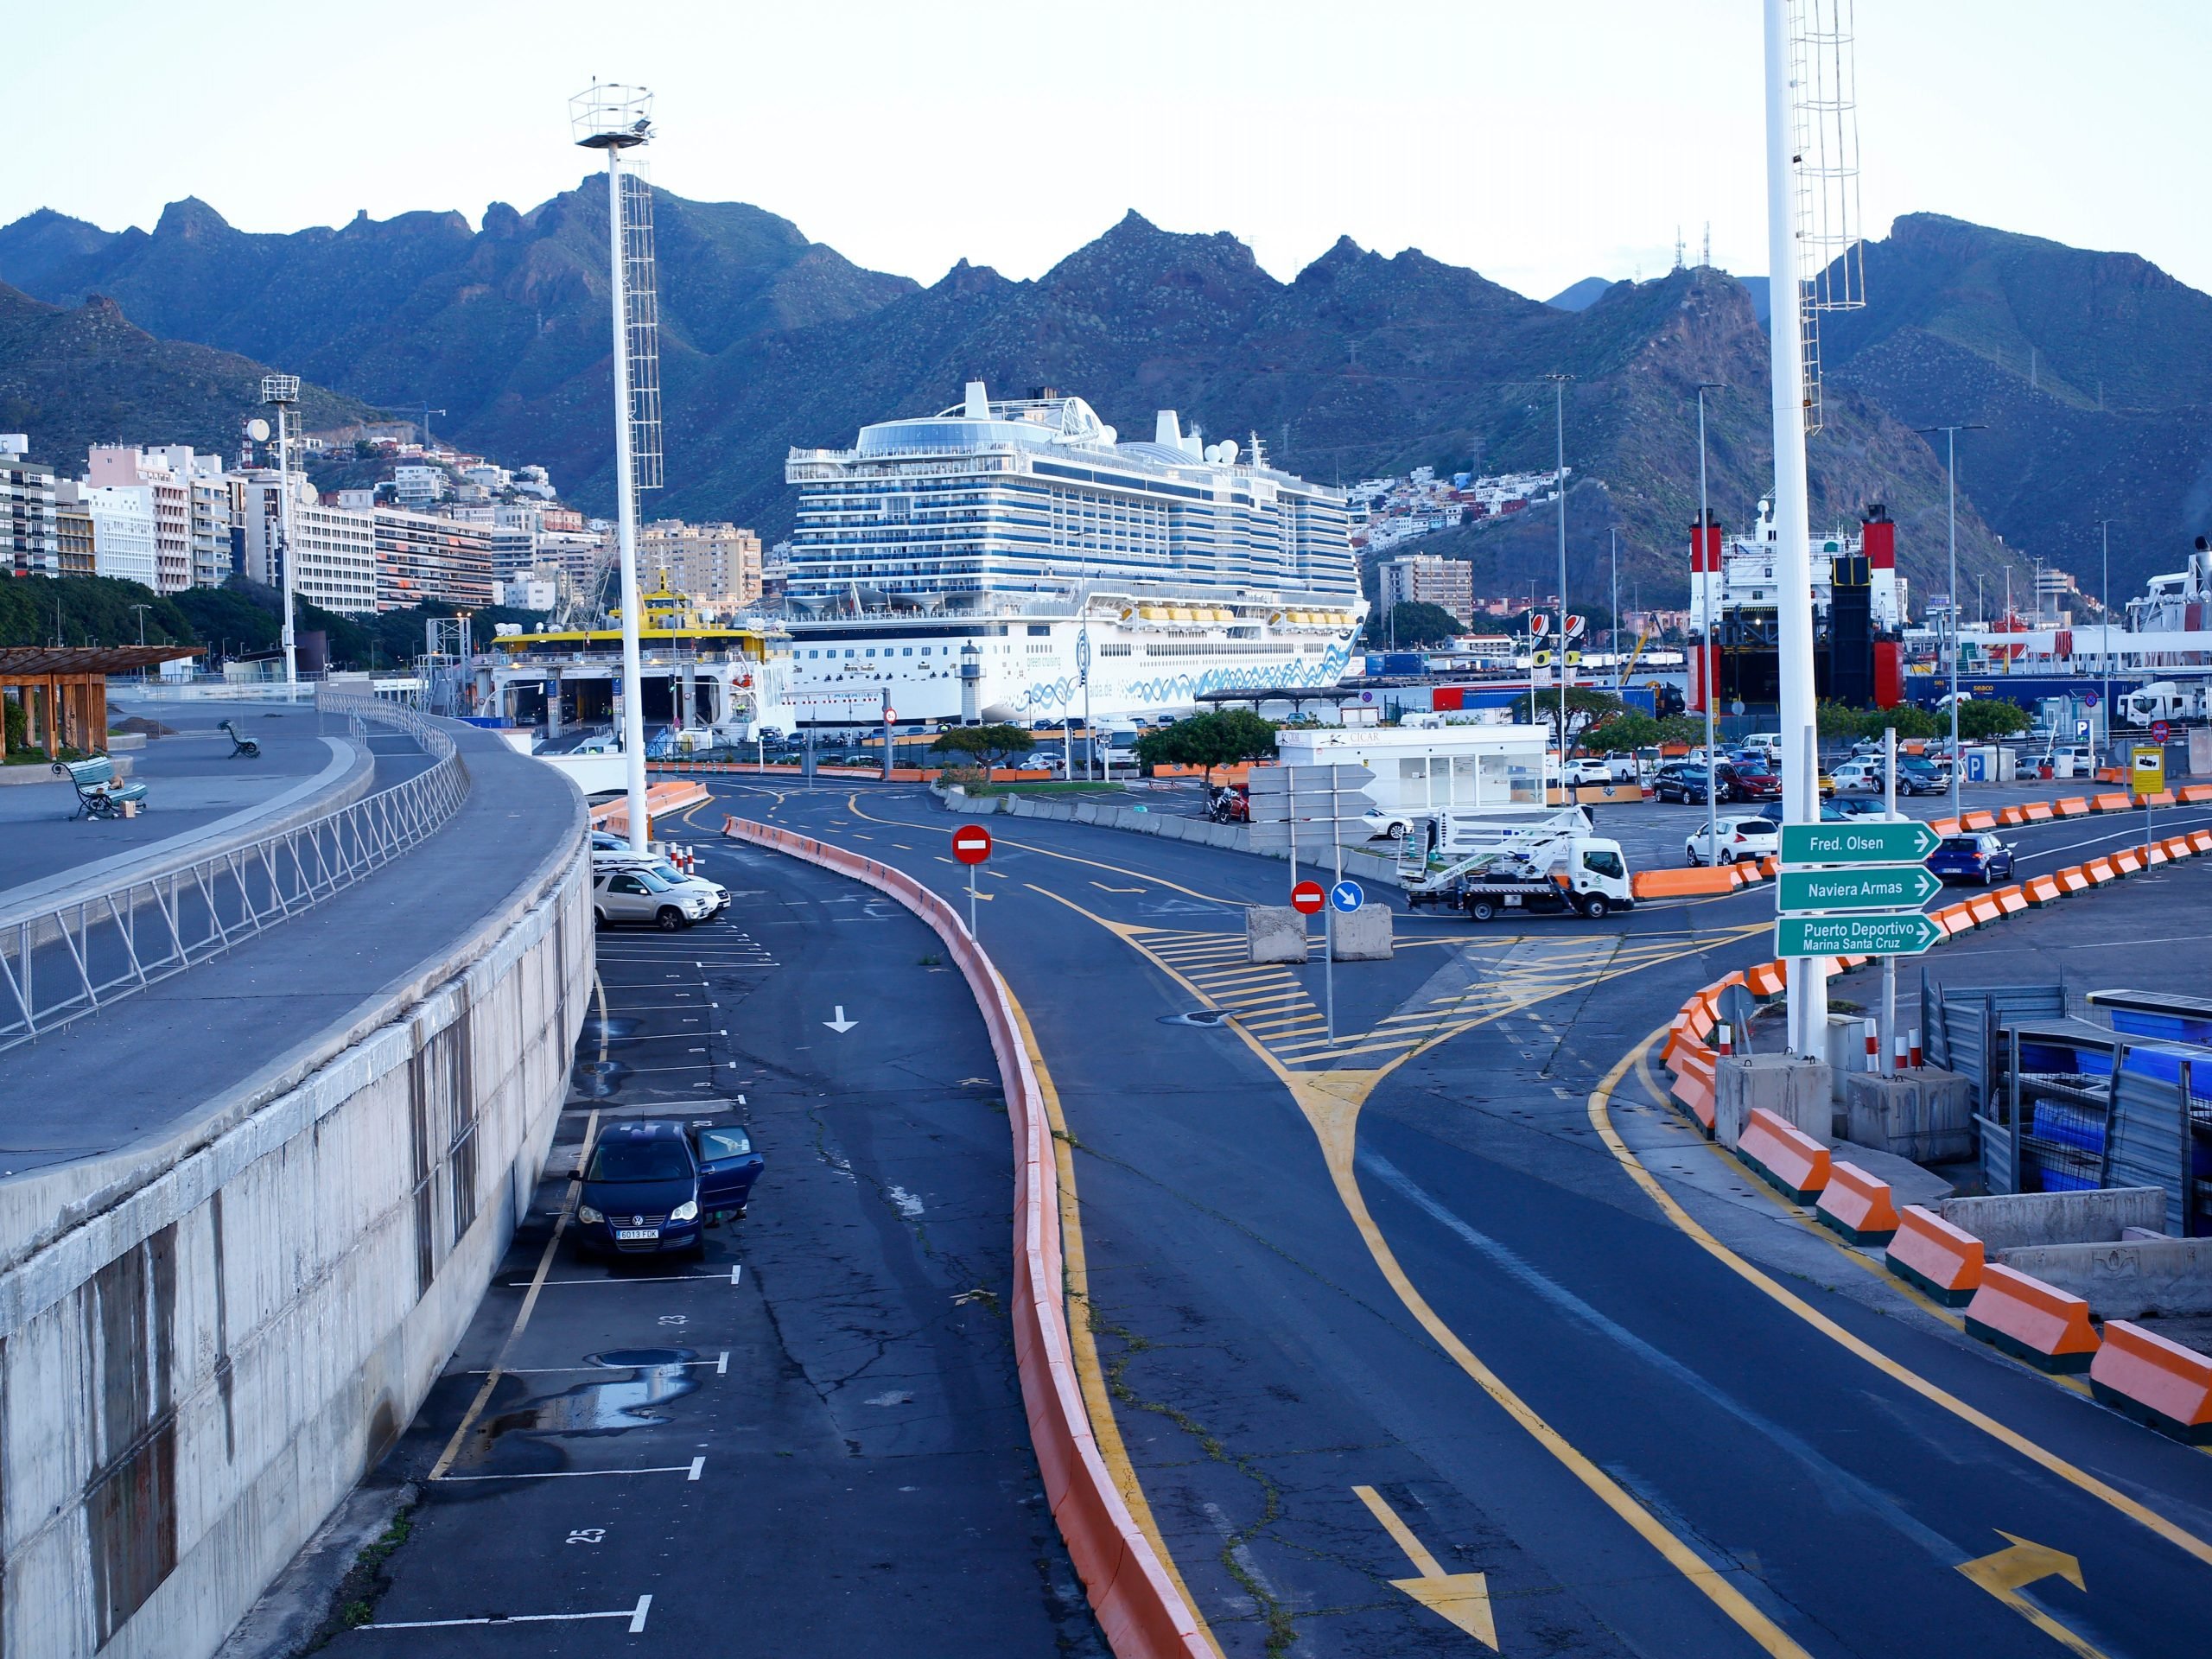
1027, 883, 1815, 1656
1355, 1485, 1500, 1649
429, 1108, 601, 1482
1000, 982, 1226, 1659
1956, 1532, 2108, 1659
1589, 1034, 2212, 1569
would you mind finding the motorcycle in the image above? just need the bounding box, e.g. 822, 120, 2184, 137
1205, 785, 1251, 824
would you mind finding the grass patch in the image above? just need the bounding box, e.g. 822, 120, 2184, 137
304, 1503, 415, 1650
980, 780, 1127, 797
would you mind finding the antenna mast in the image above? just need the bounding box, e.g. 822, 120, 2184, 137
260, 374, 302, 686
571, 81, 663, 854
1764, 0, 1868, 1055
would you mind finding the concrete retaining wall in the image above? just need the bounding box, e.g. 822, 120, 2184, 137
1995, 1238, 2212, 1319
0, 811, 589, 1656
1937, 1187, 2165, 1250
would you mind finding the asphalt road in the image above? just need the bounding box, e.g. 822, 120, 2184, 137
335, 848, 1104, 1656
663, 777, 2212, 1659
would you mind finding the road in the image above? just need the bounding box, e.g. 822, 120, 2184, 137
327, 847, 1106, 1656
662, 778, 2212, 1659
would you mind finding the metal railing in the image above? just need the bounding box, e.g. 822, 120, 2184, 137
0, 690, 470, 1053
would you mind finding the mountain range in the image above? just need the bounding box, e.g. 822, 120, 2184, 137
4, 188, 2209, 613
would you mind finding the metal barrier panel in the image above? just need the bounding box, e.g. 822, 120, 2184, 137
0, 692, 469, 1053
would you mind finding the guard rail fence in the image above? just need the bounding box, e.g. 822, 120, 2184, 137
0, 690, 468, 1053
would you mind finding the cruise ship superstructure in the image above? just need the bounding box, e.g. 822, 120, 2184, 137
781, 383, 1363, 725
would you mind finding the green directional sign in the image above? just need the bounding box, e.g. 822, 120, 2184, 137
1777, 911, 1944, 959
1777, 864, 1944, 914
1780, 819, 1942, 867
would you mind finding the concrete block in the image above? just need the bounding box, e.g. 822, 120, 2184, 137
1330, 904, 1394, 961
1939, 1187, 2166, 1250
1824, 1014, 1878, 1103
1843, 1068, 1975, 1164
1995, 1237, 2212, 1319
1247, 906, 1309, 965
1716, 1053, 1834, 1148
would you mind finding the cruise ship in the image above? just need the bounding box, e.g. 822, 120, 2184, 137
781, 383, 1364, 726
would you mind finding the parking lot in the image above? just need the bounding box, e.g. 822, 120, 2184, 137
321, 848, 1103, 1656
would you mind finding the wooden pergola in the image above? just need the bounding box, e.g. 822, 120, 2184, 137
0, 646, 202, 760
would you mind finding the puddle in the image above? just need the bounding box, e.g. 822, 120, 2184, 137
576, 1015, 644, 1047
472, 1350, 699, 1452
1159, 1010, 1231, 1028
573, 1059, 631, 1096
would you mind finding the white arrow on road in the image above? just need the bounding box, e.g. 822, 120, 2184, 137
823, 1006, 857, 1033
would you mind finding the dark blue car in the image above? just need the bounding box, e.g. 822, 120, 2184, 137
575, 1119, 765, 1256
1928, 833, 2016, 887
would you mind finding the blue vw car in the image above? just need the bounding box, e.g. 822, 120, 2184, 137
1927, 832, 2016, 887
575, 1119, 765, 1256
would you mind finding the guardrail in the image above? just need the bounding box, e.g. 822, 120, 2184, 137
0, 690, 470, 1053
725, 816, 1211, 1659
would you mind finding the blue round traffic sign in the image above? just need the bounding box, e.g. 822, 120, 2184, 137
1329, 880, 1363, 913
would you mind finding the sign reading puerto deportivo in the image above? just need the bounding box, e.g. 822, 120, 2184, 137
1777, 912, 1944, 958
1779, 820, 1941, 867
1777, 865, 1943, 914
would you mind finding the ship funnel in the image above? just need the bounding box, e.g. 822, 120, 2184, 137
964, 381, 989, 419
1154, 410, 1182, 447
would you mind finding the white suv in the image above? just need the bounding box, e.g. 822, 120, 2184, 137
593, 864, 715, 931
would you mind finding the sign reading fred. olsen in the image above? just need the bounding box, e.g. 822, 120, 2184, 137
1779, 819, 1941, 868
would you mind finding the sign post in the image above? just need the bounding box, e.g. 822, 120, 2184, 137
1291, 879, 1330, 1044
951, 823, 992, 939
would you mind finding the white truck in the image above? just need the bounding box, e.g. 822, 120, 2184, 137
2120, 681, 2209, 728
1398, 808, 1636, 921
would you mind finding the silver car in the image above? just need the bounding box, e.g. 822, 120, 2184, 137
593, 865, 713, 931
594, 852, 728, 917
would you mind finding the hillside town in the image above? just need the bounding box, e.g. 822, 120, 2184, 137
0, 423, 764, 626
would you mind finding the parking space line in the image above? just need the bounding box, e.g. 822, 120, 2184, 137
501, 1272, 735, 1287
437, 1462, 704, 1483
462, 1353, 729, 1375
429, 1109, 600, 1483
365, 1593, 652, 1633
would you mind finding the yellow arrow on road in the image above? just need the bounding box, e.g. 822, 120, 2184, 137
1353, 1484, 1497, 1649
1956, 1531, 2107, 1659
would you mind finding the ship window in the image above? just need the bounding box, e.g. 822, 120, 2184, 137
808, 650, 819, 659
920, 646, 932, 656
844, 649, 855, 658
902, 647, 913, 656
866, 647, 877, 657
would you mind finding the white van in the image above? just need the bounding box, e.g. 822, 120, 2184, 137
1743, 733, 1783, 760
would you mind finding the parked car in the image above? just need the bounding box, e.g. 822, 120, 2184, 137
1600, 751, 1643, 783
1567, 757, 1614, 786
594, 850, 729, 917
1363, 804, 1414, 840
1928, 832, 2016, 886
1018, 750, 1068, 776
593, 865, 714, 931
575, 1119, 765, 1256
1717, 762, 1783, 803
1687, 815, 1780, 866
1655, 763, 1721, 804
1895, 756, 1948, 796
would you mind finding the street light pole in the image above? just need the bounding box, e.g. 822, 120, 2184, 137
1548, 374, 1573, 765
2098, 518, 2113, 765
1696, 383, 1724, 862
1920, 423, 1986, 820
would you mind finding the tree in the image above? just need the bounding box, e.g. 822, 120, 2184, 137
1956, 698, 2032, 741
1367, 601, 1462, 650
1507, 686, 1626, 750
931, 723, 1033, 771
1133, 709, 1279, 783
1583, 711, 1662, 753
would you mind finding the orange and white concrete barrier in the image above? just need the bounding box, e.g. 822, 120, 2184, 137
1814, 1161, 1900, 1246
1885, 1205, 1984, 1306
2089, 1320, 2212, 1443
1737, 1108, 1830, 1204
2055, 796, 2092, 817
1962, 1262, 2101, 1374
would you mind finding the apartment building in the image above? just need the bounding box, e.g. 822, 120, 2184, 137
2, 435, 59, 577
373, 507, 494, 612
239, 474, 378, 613
639, 519, 764, 607
79, 484, 160, 587
1377, 553, 1475, 625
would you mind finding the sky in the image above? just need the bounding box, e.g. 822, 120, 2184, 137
9, 1, 2209, 302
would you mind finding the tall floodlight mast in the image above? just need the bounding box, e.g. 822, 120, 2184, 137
260, 375, 302, 686
1764, 0, 1866, 1055
571, 83, 664, 853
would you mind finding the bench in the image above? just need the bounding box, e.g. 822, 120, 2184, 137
54, 756, 149, 820
219, 718, 262, 759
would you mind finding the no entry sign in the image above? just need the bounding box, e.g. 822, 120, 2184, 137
951, 824, 993, 865
1290, 880, 1326, 915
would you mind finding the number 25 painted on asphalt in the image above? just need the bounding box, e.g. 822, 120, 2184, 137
567, 1529, 606, 1545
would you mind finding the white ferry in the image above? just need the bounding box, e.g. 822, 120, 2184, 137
781, 383, 1363, 727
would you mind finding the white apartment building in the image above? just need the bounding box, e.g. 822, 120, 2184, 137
1378, 553, 1475, 625
535, 527, 606, 595
493, 576, 557, 610
393, 464, 446, 506
372, 507, 494, 612
3, 435, 59, 577
79, 484, 160, 587
85, 444, 237, 591
240, 474, 378, 613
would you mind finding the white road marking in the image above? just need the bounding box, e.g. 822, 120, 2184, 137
688, 1456, 706, 1480
364, 1593, 652, 1633
437, 1466, 699, 1483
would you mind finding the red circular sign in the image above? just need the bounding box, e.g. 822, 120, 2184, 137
1290, 880, 1326, 915
885, 707, 898, 723
951, 824, 993, 865
2151, 720, 2171, 742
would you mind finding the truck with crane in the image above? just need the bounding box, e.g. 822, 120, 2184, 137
1397, 807, 1637, 921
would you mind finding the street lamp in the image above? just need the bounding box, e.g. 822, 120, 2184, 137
1547, 373, 1573, 763
2096, 518, 2113, 765
1919, 423, 1986, 818
1696, 382, 1725, 860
